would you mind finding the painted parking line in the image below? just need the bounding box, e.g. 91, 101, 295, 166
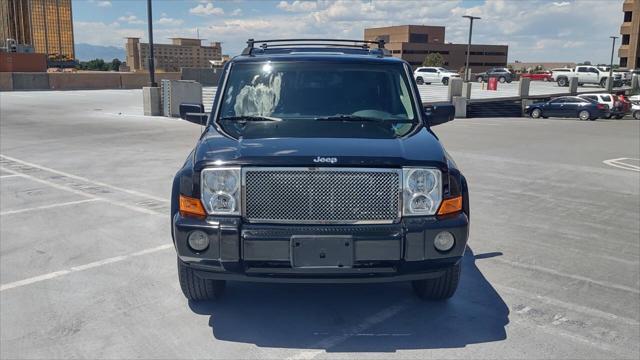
0, 174, 26, 179
0, 166, 164, 217
0, 198, 101, 216
0, 244, 173, 292
0, 154, 168, 203
603, 157, 640, 172
285, 299, 414, 360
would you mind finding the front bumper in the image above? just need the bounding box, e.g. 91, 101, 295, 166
173, 213, 469, 283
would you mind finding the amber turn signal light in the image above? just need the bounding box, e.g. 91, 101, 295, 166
437, 196, 463, 216
179, 195, 206, 217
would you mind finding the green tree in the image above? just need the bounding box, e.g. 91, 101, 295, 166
422, 53, 444, 67
110, 58, 122, 71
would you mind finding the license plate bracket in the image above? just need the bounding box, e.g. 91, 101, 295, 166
291, 235, 354, 268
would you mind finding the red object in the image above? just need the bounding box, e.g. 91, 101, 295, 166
520, 72, 552, 81
487, 77, 498, 90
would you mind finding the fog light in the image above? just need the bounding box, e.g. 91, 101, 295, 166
434, 231, 455, 252
187, 230, 209, 252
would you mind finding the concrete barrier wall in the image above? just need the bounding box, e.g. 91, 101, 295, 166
11, 73, 50, 90
49, 72, 122, 90
0, 71, 182, 91
180, 68, 222, 86
0, 72, 13, 91
121, 72, 181, 89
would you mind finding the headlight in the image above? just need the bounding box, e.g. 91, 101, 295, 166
403, 168, 441, 216
201, 167, 241, 215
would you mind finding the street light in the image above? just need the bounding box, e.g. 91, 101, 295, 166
146, 0, 157, 87
462, 15, 481, 82
608, 35, 619, 92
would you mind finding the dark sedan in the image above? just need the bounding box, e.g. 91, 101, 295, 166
525, 96, 608, 121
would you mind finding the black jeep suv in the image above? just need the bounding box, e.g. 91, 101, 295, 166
171, 39, 470, 301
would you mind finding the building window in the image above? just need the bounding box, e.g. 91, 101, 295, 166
622, 34, 630, 45
409, 33, 428, 43
624, 11, 632, 22
620, 57, 627, 67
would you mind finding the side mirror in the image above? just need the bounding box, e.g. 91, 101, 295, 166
179, 103, 207, 125
424, 103, 455, 126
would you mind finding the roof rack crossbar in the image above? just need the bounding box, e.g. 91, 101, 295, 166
242, 38, 385, 56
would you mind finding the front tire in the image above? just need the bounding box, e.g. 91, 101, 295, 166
600, 78, 607, 88
578, 110, 591, 121
557, 77, 568, 87
412, 263, 461, 301
634, 111, 640, 120
178, 258, 226, 301
498, 76, 506, 83
416, 77, 424, 85
442, 78, 449, 85
530, 108, 542, 118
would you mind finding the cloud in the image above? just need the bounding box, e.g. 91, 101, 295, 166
158, 16, 184, 26
74, 21, 144, 47
96, 0, 111, 7
118, 15, 144, 25
76, 0, 624, 64
277, 1, 318, 12
190, 2, 225, 16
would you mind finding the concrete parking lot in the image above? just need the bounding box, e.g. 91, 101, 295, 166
1, 89, 639, 359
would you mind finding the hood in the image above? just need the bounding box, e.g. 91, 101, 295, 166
194, 127, 447, 170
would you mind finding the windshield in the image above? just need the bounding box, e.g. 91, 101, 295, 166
216, 61, 419, 139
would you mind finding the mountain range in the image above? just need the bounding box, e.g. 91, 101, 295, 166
75, 43, 126, 62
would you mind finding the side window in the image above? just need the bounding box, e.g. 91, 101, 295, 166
418, 69, 428, 72
589, 67, 599, 73
426, 68, 437, 73
550, 98, 565, 104
577, 67, 587, 73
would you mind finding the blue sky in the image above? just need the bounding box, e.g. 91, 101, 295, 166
73, 0, 624, 64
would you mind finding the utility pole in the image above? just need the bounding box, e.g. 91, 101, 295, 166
462, 15, 481, 82
608, 36, 618, 92
146, 0, 157, 87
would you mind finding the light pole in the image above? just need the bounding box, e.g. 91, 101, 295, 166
608, 36, 618, 92
146, 0, 157, 87
463, 15, 481, 82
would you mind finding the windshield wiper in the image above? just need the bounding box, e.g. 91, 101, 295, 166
314, 115, 413, 123
220, 115, 282, 122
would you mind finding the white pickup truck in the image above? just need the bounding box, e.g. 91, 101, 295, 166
555, 65, 622, 88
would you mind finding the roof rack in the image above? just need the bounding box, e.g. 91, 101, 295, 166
241, 38, 386, 56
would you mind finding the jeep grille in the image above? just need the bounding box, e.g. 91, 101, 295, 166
243, 168, 401, 224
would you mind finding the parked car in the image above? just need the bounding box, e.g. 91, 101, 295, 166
597, 66, 632, 85
525, 96, 607, 120
578, 93, 623, 119
174, 39, 468, 302
520, 71, 552, 81
556, 65, 622, 88
550, 68, 573, 81
614, 93, 632, 116
414, 67, 460, 85
632, 102, 640, 120
475, 68, 513, 83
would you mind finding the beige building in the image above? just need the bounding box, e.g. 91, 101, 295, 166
618, 0, 639, 69
126, 37, 222, 72
0, 0, 74, 60
364, 25, 508, 72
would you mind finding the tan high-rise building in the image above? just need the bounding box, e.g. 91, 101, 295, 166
0, 0, 74, 60
618, 0, 640, 69
364, 25, 508, 72
126, 37, 222, 72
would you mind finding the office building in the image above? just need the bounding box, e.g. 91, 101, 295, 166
618, 0, 639, 69
364, 25, 508, 72
0, 0, 74, 60
126, 37, 222, 72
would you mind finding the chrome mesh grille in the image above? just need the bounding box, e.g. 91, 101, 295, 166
244, 168, 400, 224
